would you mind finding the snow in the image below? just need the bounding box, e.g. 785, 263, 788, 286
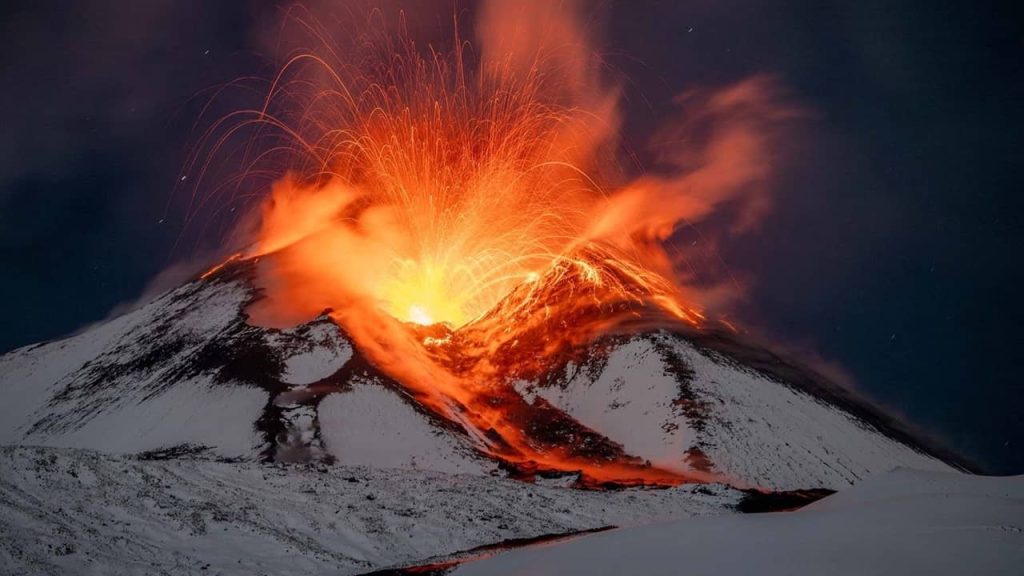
667, 335, 955, 489
528, 334, 955, 490
319, 380, 493, 475
0, 279, 267, 458
0, 294, 171, 440
529, 339, 697, 472
0, 445, 743, 576
272, 320, 353, 386
451, 468, 1024, 576
27, 379, 266, 458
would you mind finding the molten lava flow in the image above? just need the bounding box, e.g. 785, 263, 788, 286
194, 1, 799, 487
199, 253, 241, 280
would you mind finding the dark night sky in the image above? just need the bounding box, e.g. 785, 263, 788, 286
1, 1, 1020, 473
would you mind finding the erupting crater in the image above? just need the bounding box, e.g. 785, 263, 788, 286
185, 3, 801, 488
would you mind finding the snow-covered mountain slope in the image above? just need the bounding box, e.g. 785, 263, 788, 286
524, 333, 958, 489
0, 259, 966, 489
448, 468, 1024, 576
318, 380, 491, 475
0, 266, 489, 473
0, 278, 267, 458
0, 445, 743, 576
0, 259, 995, 575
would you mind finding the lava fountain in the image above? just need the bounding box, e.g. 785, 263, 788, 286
189, 1, 800, 487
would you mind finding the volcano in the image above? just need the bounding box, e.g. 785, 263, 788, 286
0, 257, 967, 490
0, 256, 984, 574
0, 256, 969, 488
0, 258, 966, 485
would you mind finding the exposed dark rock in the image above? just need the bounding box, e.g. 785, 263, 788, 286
736, 488, 836, 513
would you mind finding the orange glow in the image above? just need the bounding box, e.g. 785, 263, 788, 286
196, 2, 797, 487
199, 252, 241, 280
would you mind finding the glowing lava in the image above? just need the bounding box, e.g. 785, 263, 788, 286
191, 1, 798, 487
